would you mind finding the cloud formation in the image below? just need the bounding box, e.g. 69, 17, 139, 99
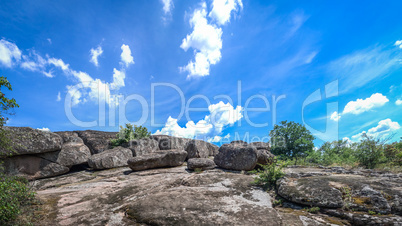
330, 93, 389, 121
90, 46, 103, 67
351, 118, 400, 140
180, 1, 242, 78
0, 39, 22, 67
395, 40, 402, 49
396, 99, 402, 106
209, 0, 243, 26
161, 0, 173, 14
154, 101, 243, 140
121, 44, 134, 67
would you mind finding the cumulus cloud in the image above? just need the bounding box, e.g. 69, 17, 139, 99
396, 99, 402, 106
330, 93, 389, 121
154, 101, 243, 140
48, 57, 69, 71
121, 44, 134, 67
343, 93, 388, 115
161, 0, 174, 14
110, 68, 126, 90
0, 39, 22, 67
351, 118, 401, 140
208, 133, 230, 142
90, 46, 103, 67
395, 40, 402, 49
209, 0, 243, 26
180, 4, 223, 78
56, 92, 61, 101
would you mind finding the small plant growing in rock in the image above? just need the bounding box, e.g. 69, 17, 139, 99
306, 207, 320, 214
368, 210, 376, 215
252, 158, 287, 190
111, 123, 151, 147
273, 199, 283, 207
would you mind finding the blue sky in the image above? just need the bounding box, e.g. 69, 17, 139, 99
1, 0, 401, 146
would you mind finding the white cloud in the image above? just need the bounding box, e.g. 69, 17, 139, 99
0, 39, 22, 67
209, 0, 243, 26
37, 127, 50, 132
43, 70, 54, 78
161, 0, 173, 14
351, 119, 401, 140
47, 38, 52, 44
90, 46, 103, 67
56, 92, 61, 101
48, 57, 69, 71
396, 99, 402, 105
395, 40, 402, 49
154, 101, 243, 140
20, 51, 47, 73
110, 68, 126, 90
343, 93, 388, 115
180, 4, 223, 78
330, 111, 341, 121
121, 44, 134, 67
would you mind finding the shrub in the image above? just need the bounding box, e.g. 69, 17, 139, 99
384, 141, 402, 166
354, 134, 386, 169
0, 174, 35, 225
252, 158, 287, 190
306, 207, 320, 214
111, 123, 151, 147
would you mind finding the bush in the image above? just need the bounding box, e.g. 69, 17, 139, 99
0, 174, 35, 225
252, 158, 287, 190
306, 207, 320, 214
384, 141, 402, 166
354, 134, 386, 169
111, 123, 151, 147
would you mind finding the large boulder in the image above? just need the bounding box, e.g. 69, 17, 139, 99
214, 143, 258, 171
256, 149, 275, 165
122, 138, 159, 156
0, 127, 62, 156
39, 143, 91, 167
151, 135, 191, 150
250, 142, 270, 150
88, 147, 132, 170
185, 140, 210, 159
75, 130, 118, 154
128, 150, 187, 171
187, 158, 216, 171
55, 131, 84, 144
207, 143, 219, 156
1, 155, 69, 180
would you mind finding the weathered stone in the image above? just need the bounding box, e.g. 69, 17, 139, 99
187, 158, 216, 170
88, 147, 132, 170
122, 138, 159, 156
151, 135, 191, 150
250, 142, 270, 150
230, 140, 248, 145
55, 131, 84, 144
214, 143, 258, 171
75, 130, 118, 154
0, 127, 62, 156
34, 166, 335, 226
277, 176, 344, 208
39, 143, 91, 167
128, 150, 187, 171
256, 149, 275, 165
185, 139, 210, 159
207, 143, 219, 156
1, 155, 69, 180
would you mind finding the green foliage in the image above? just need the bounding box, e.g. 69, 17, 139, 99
270, 121, 315, 164
354, 134, 386, 169
252, 159, 287, 190
306, 207, 320, 214
304, 140, 357, 167
0, 76, 19, 155
0, 174, 35, 225
111, 123, 151, 147
384, 141, 402, 166
272, 199, 283, 207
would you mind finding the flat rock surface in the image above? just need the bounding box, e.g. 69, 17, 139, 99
33, 166, 338, 225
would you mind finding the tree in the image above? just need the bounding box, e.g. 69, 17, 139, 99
269, 121, 315, 164
0, 76, 19, 155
